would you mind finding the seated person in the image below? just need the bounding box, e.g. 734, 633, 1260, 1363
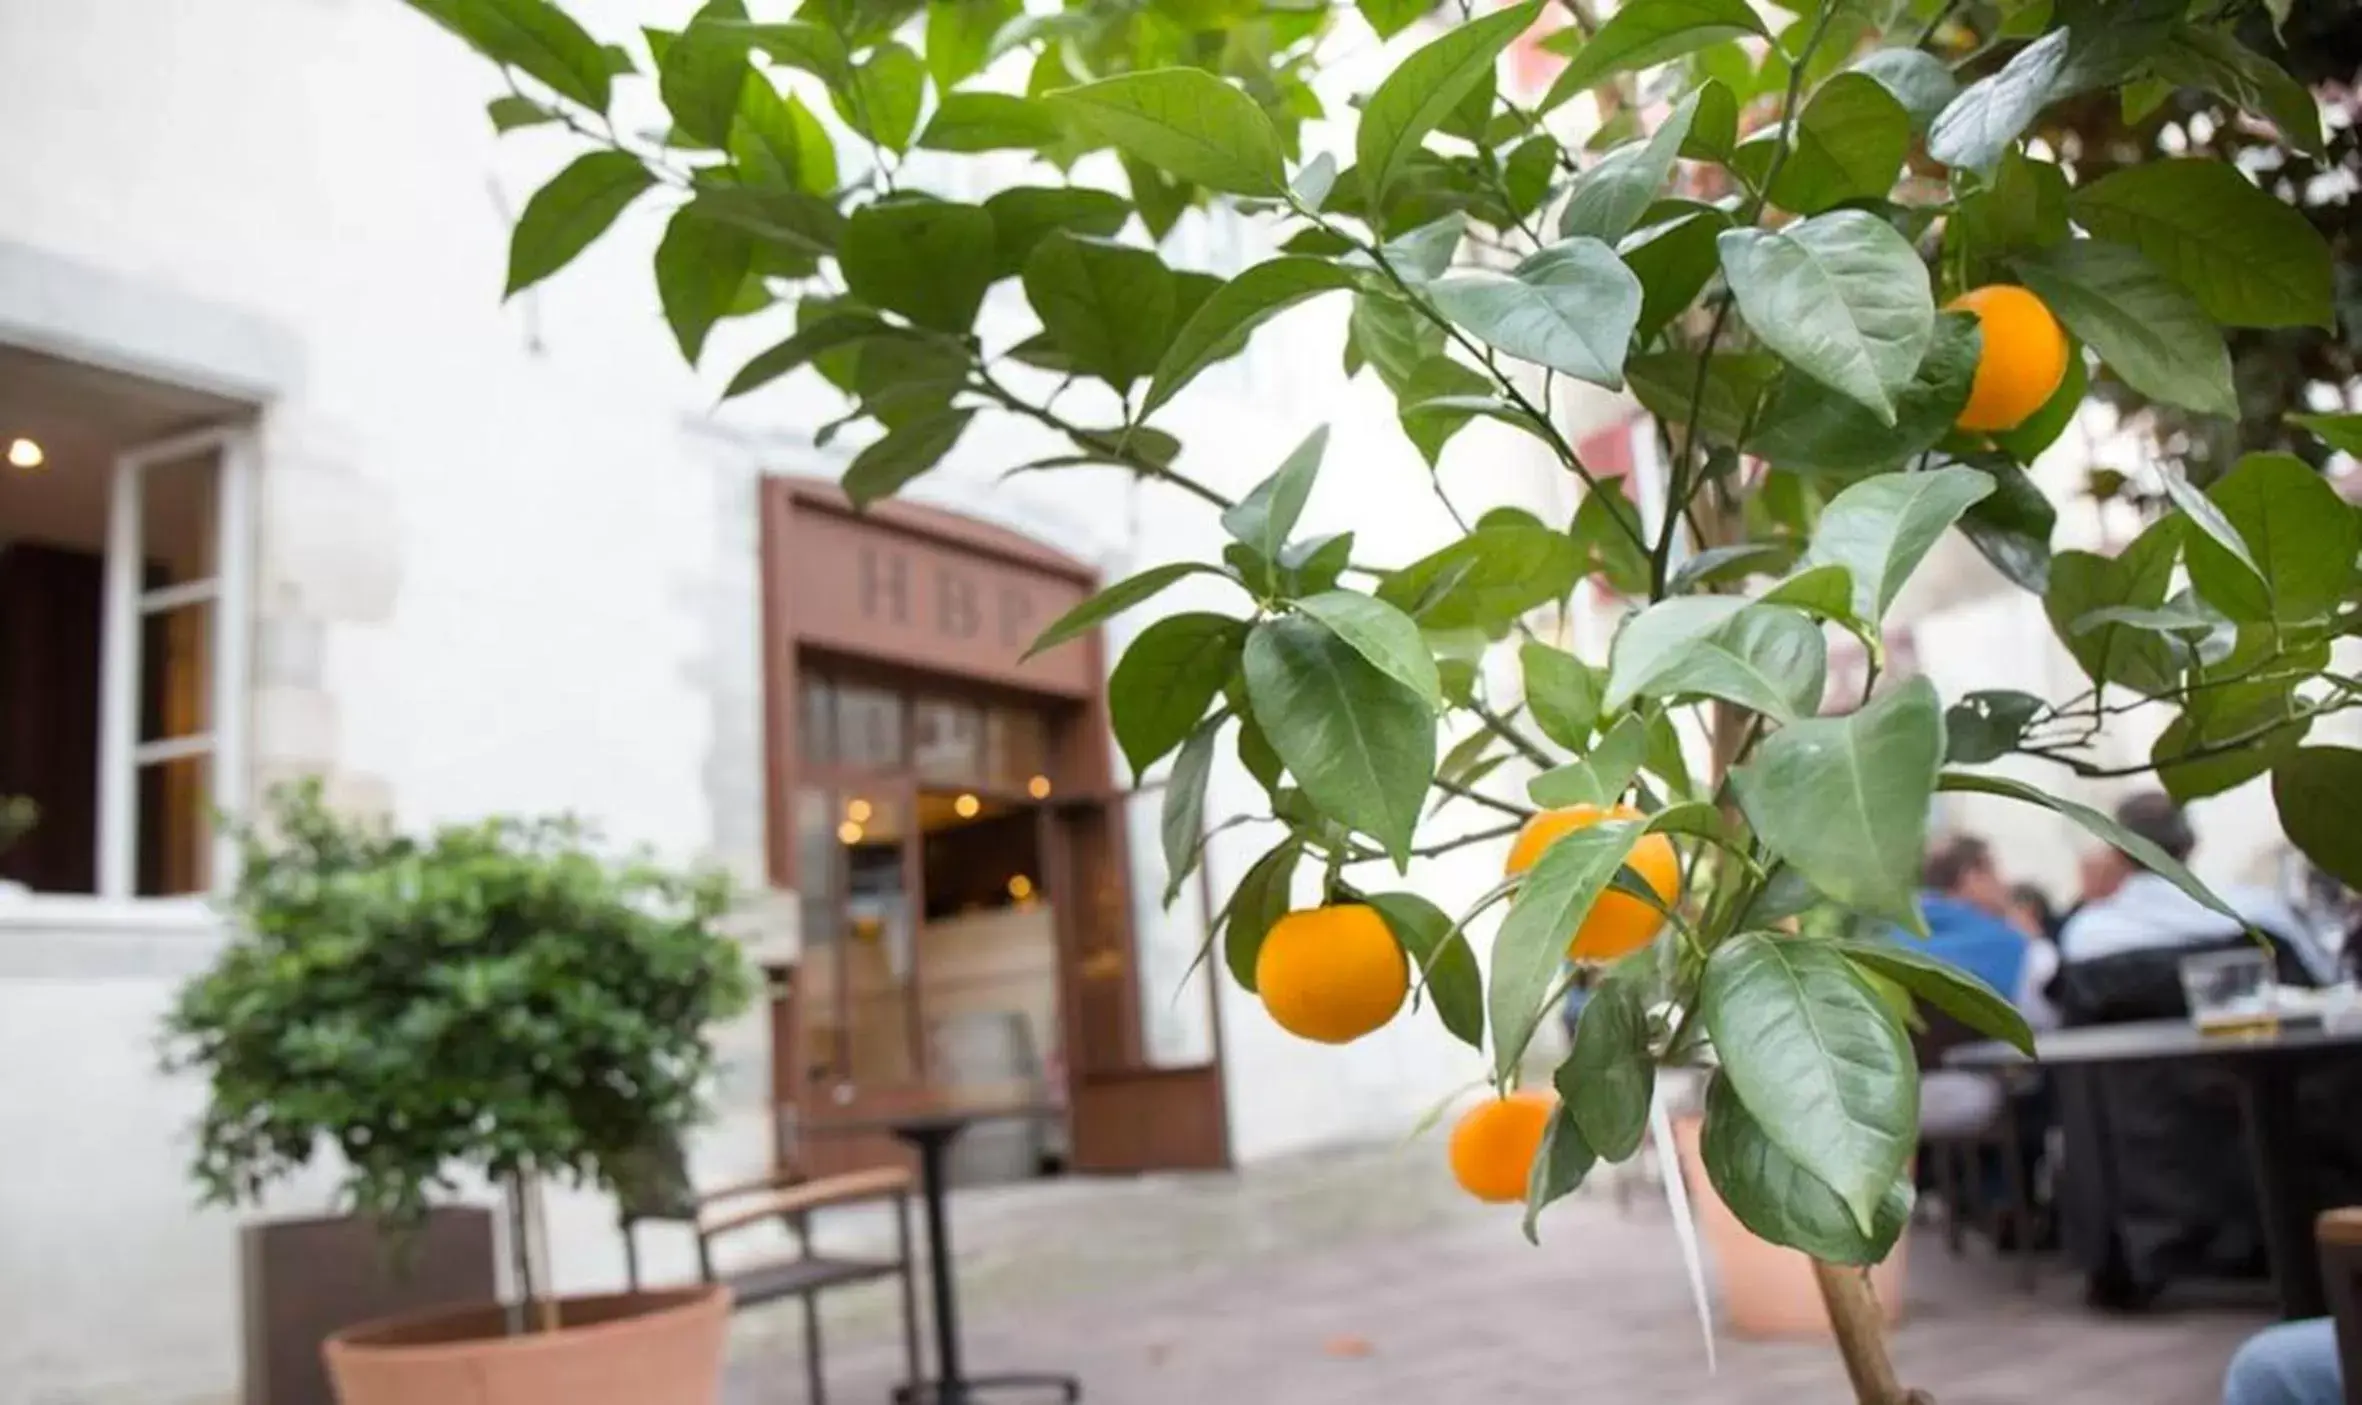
2061, 792, 2333, 984
1914, 834, 2055, 1138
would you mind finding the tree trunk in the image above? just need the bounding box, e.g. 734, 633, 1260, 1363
1811, 1258, 1932, 1404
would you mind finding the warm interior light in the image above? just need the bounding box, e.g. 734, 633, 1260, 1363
6, 438, 43, 470
836, 820, 864, 844
1007, 874, 1035, 901
953, 793, 981, 819
845, 797, 872, 824
1027, 775, 1052, 799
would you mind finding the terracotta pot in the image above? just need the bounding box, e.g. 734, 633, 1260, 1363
323, 1286, 731, 1405
1672, 1115, 1908, 1339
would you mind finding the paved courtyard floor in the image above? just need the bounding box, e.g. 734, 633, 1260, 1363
723, 1140, 2270, 1404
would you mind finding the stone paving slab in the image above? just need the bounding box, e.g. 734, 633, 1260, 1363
723, 1143, 2268, 1404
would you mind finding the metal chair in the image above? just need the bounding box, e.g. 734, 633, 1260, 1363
616, 1134, 922, 1404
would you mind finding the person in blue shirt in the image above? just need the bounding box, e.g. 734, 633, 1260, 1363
1919, 834, 2059, 1026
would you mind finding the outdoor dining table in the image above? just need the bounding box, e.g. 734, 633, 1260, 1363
806, 1091, 1081, 1405
1950, 1017, 2362, 1319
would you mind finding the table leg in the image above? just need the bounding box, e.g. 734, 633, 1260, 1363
912, 1128, 967, 1395
2235, 1061, 2326, 1320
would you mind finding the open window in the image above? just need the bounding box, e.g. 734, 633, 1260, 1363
0, 348, 254, 899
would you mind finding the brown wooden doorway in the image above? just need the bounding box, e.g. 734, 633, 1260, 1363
761, 481, 1231, 1182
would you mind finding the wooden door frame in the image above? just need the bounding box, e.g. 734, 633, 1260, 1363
757, 477, 1230, 1173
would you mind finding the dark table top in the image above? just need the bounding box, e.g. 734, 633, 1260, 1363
1949, 1017, 2362, 1069
798, 1087, 1063, 1139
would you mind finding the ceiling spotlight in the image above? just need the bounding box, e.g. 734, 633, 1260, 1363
954, 793, 981, 819
6, 438, 43, 470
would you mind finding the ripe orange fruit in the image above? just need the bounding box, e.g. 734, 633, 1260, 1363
1504, 803, 1679, 962
1449, 1091, 1557, 1203
1254, 903, 1409, 1044
1948, 284, 2069, 433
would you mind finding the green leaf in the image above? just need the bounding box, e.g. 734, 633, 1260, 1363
1530, 713, 1649, 808
1377, 524, 1584, 633
1701, 932, 1919, 1233
1805, 465, 1996, 623
1671, 543, 1793, 593
1521, 643, 1602, 750
407, 0, 614, 111
732, 75, 837, 195
1719, 210, 1935, 426
1244, 615, 1436, 862
1572, 476, 1653, 596
1111, 613, 1247, 778
725, 315, 901, 402
1752, 314, 1981, 476
723, 20, 854, 89
1430, 239, 1641, 389
840, 199, 997, 334
1522, 1106, 1599, 1244
843, 407, 976, 508
654, 206, 753, 365
1162, 717, 1221, 902
1759, 562, 1854, 620
1558, 90, 1703, 244
2153, 699, 2306, 805
2067, 161, 2331, 331
2292, 413, 2362, 457
1023, 233, 1177, 391
1222, 426, 1327, 571
685, 180, 844, 256
1955, 455, 2057, 596
1734, 676, 1945, 933
1840, 938, 2034, 1054
1848, 47, 1959, 132
2044, 515, 2183, 696
1765, 73, 1910, 216
2011, 241, 2236, 420
1608, 600, 1827, 725
1367, 892, 1483, 1050
1357, 0, 1431, 39
505, 151, 654, 297
835, 41, 925, 151
1221, 841, 1300, 991
1560, 978, 1653, 1162
1943, 689, 2044, 765
1295, 592, 1444, 714
1358, 1, 1543, 214
1540, 0, 1767, 112
1681, 80, 1739, 161
1050, 68, 1287, 196
1026, 562, 1225, 659
917, 91, 1067, 152
1927, 3, 2179, 175
2151, 26, 2324, 159
1953, 149, 2070, 262
982, 186, 1130, 279
2275, 749, 2362, 889
2184, 452, 2361, 625
1939, 769, 2242, 924
1145, 258, 1360, 414
1490, 817, 1646, 1080
488, 95, 558, 132
1700, 1072, 1912, 1264
1121, 151, 1193, 240
1627, 350, 1779, 447
1398, 356, 1504, 466
1625, 206, 1731, 344
924, 0, 1019, 90
659, 16, 753, 147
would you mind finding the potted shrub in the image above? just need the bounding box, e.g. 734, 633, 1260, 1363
396, 1, 2356, 1397
164, 782, 753, 1405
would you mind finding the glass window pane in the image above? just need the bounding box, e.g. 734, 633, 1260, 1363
913, 696, 984, 786
833, 681, 905, 771
842, 791, 919, 1083
136, 752, 211, 898
985, 705, 1051, 796
142, 448, 219, 582
795, 787, 844, 1086
799, 672, 833, 767
139, 602, 211, 743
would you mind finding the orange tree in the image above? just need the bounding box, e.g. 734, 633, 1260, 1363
400, 0, 2360, 1397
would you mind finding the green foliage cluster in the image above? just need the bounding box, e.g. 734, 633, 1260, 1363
402, 0, 2360, 1282
164, 783, 753, 1231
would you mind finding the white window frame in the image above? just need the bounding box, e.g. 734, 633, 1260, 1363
93, 423, 256, 898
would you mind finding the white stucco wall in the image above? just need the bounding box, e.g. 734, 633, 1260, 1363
0, 4, 1574, 1402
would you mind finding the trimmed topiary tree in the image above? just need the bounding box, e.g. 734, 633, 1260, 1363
393, 0, 2360, 1394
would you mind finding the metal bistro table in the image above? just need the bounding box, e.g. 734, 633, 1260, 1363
1951, 1018, 2362, 1318
806, 1091, 1080, 1405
